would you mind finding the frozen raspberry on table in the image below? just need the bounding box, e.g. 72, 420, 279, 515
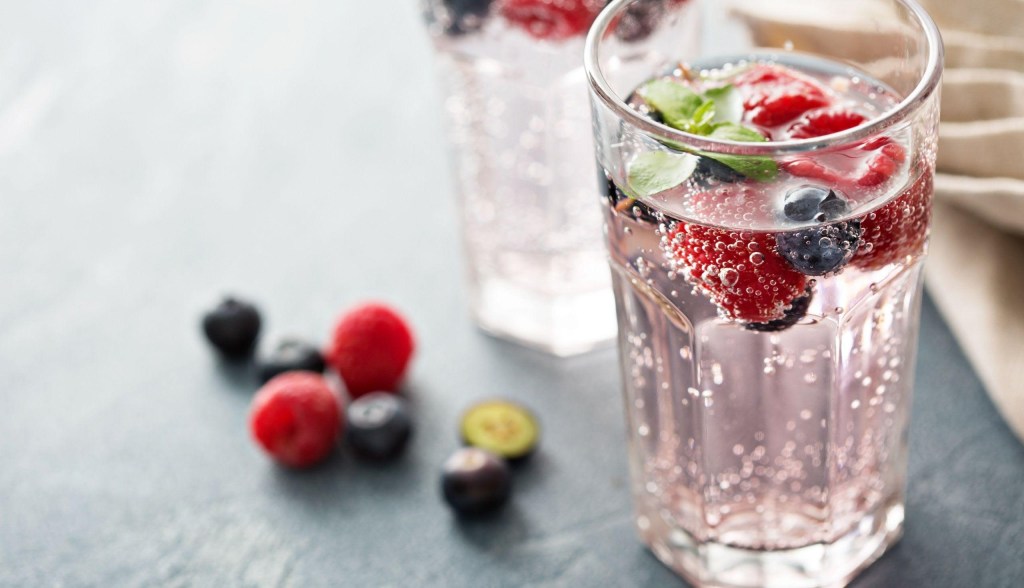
249, 372, 342, 468
733, 64, 831, 128
325, 302, 416, 398
668, 223, 808, 323
498, 0, 603, 41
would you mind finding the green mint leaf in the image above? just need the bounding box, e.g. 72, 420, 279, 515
627, 151, 699, 198
689, 101, 716, 134
700, 123, 778, 182
703, 85, 743, 125
640, 79, 704, 130
709, 123, 768, 143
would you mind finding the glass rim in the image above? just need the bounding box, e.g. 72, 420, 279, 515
583, 0, 945, 155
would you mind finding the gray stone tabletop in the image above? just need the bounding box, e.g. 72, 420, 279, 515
1, 2, 1022, 587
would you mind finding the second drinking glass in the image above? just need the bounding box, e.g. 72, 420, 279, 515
422, 0, 661, 355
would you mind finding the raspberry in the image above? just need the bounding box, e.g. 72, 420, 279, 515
787, 108, 866, 139
668, 223, 808, 323
852, 170, 933, 270
733, 64, 830, 127
783, 138, 907, 190
325, 303, 415, 398
249, 373, 342, 468
498, 0, 602, 41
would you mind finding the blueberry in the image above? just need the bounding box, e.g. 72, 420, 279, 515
441, 0, 492, 36
441, 448, 511, 515
346, 393, 412, 460
778, 186, 860, 275
692, 156, 745, 188
600, 167, 658, 223
747, 290, 813, 332
783, 185, 844, 222
257, 339, 326, 383
202, 297, 261, 359
615, 0, 665, 43
777, 220, 861, 276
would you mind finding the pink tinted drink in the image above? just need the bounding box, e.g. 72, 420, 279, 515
421, 0, 631, 355
586, 1, 942, 586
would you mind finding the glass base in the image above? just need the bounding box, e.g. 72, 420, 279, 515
637, 498, 905, 588
470, 275, 617, 357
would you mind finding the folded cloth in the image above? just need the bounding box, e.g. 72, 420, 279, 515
732, 0, 1024, 442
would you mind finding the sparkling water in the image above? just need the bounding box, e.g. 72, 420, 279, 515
424, 1, 616, 355
603, 55, 933, 586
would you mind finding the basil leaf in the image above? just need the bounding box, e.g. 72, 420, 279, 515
640, 79, 704, 130
627, 151, 699, 198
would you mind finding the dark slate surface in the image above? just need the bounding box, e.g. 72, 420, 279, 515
1, 2, 1023, 587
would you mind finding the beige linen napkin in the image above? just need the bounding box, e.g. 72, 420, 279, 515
733, 0, 1024, 443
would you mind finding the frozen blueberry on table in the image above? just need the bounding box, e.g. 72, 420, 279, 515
257, 339, 326, 383
346, 393, 413, 460
202, 296, 261, 359
441, 447, 512, 515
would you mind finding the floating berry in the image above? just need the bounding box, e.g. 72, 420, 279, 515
346, 392, 413, 460
776, 221, 861, 276
498, 0, 603, 41
782, 185, 847, 223
441, 448, 512, 515
668, 224, 807, 323
777, 186, 860, 276
325, 303, 415, 398
746, 289, 812, 332
784, 138, 907, 192
257, 339, 326, 383
601, 170, 658, 223
249, 373, 342, 468
460, 399, 540, 460
691, 156, 745, 188
853, 170, 933, 270
787, 108, 866, 139
733, 64, 830, 128
202, 297, 262, 359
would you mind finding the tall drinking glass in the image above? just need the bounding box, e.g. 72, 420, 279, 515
421, 0, 621, 356
585, 0, 942, 585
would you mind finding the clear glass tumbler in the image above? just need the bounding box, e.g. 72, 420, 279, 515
585, 0, 942, 585
421, 0, 619, 356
